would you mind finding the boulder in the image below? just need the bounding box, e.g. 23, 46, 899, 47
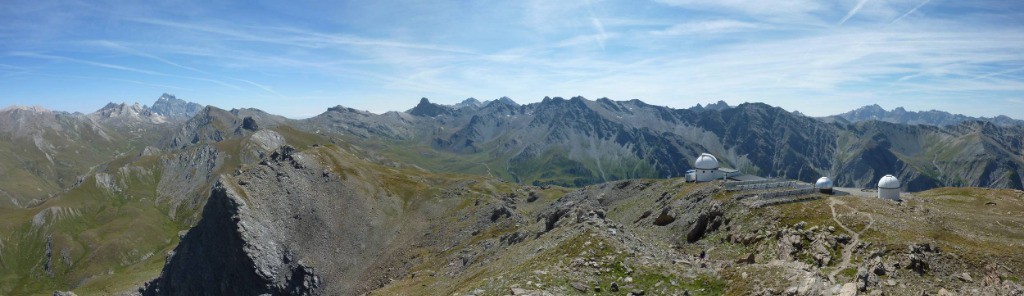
856, 266, 879, 292
838, 283, 858, 296
957, 272, 973, 283
777, 229, 803, 261
686, 203, 723, 243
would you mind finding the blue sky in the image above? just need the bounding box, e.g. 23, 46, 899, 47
1, 0, 1022, 118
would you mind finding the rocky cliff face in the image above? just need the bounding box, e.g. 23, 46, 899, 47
144, 145, 439, 295
144, 180, 319, 295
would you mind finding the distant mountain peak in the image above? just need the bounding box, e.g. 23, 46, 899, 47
151, 94, 204, 121
158, 93, 178, 101
409, 97, 454, 117
491, 96, 518, 107
691, 100, 731, 112
453, 97, 483, 109
706, 100, 730, 111
834, 104, 1023, 127
91, 101, 167, 124
1, 105, 52, 113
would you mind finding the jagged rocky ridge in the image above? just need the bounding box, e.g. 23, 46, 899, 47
827, 104, 1024, 127
144, 145, 450, 295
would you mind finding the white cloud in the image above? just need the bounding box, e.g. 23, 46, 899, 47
652, 20, 763, 35
590, 17, 608, 49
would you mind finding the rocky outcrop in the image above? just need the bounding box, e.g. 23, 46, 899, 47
241, 116, 259, 131
144, 146, 418, 295
904, 243, 940, 275
686, 203, 724, 243
241, 130, 287, 164
143, 181, 320, 296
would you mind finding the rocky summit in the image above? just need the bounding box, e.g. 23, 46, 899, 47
0, 96, 1022, 296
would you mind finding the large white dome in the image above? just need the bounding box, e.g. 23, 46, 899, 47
878, 175, 900, 189
815, 177, 833, 189
694, 153, 719, 170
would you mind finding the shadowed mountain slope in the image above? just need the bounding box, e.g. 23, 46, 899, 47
298, 97, 1024, 190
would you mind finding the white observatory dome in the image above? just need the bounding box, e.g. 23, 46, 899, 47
694, 153, 720, 170
877, 175, 900, 189
877, 174, 901, 201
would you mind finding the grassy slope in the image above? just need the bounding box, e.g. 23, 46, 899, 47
0, 158, 182, 295
0, 127, 320, 294
766, 188, 1024, 286
363, 134, 658, 188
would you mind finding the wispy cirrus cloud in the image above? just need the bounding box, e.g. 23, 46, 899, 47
8, 51, 242, 89
837, 0, 871, 26
128, 18, 477, 56
1, 0, 1022, 119
653, 0, 828, 25
652, 20, 764, 35
889, 0, 933, 24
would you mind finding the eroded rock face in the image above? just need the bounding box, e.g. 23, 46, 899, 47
142, 182, 318, 296
143, 146, 413, 295
686, 203, 724, 243
241, 130, 286, 164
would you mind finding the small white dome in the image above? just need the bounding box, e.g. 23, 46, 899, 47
878, 175, 900, 189
815, 177, 833, 189
694, 153, 719, 170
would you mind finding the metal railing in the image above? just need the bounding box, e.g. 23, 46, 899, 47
723, 178, 783, 189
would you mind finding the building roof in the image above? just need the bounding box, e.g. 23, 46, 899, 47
694, 153, 719, 170
878, 174, 900, 189
719, 168, 739, 173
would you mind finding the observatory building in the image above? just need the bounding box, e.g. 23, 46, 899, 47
877, 174, 901, 200
685, 153, 747, 182
815, 177, 834, 194
693, 153, 720, 182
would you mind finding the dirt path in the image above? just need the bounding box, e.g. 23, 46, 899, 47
828, 198, 875, 282
480, 162, 495, 178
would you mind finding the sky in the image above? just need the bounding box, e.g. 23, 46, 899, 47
1, 0, 1023, 119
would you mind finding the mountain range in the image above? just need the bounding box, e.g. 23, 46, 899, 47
305, 96, 1024, 191
1, 94, 1023, 295
825, 104, 1024, 127
1, 95, 1021, 209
